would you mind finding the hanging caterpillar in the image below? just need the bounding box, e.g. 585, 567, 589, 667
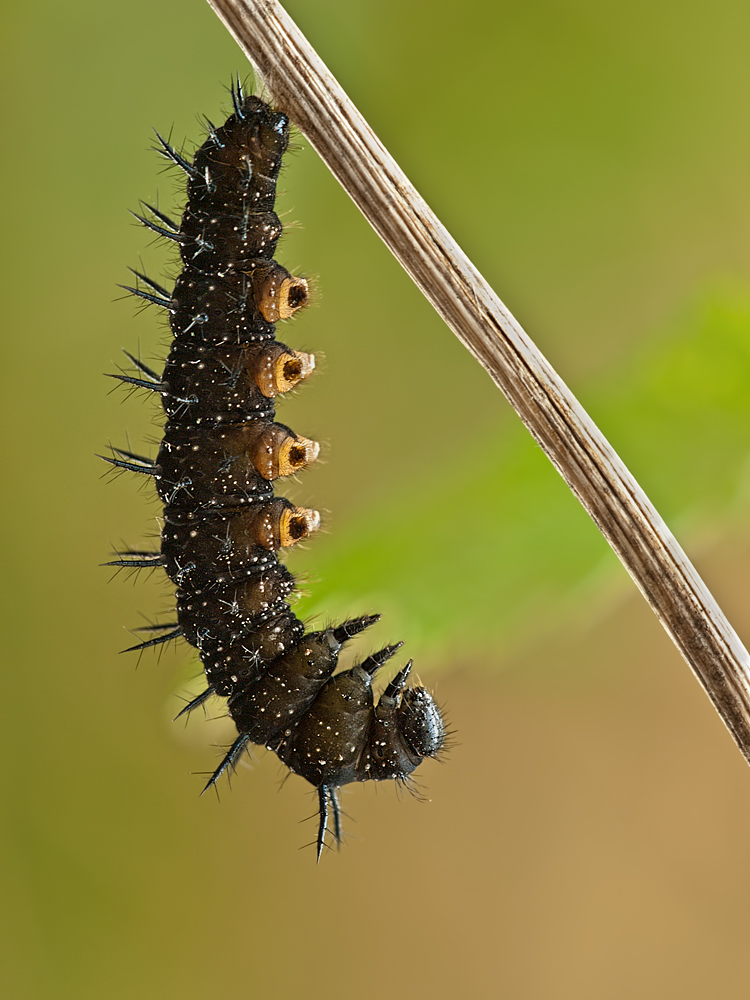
106, 81, 446, 859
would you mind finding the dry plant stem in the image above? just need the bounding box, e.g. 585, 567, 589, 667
205, 0, 750, 763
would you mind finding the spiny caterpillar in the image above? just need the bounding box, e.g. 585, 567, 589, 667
106, 81, 446, 859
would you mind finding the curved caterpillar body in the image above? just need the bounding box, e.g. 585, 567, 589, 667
107, 83, 446, 859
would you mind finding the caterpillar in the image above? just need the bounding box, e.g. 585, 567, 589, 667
106, 81, 446, 860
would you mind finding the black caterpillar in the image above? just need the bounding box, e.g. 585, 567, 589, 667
106, 82, 446, 859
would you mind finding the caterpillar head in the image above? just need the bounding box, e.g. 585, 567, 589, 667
362, 663, 446, 782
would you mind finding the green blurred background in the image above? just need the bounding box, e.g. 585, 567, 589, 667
4, 0, 750, 996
